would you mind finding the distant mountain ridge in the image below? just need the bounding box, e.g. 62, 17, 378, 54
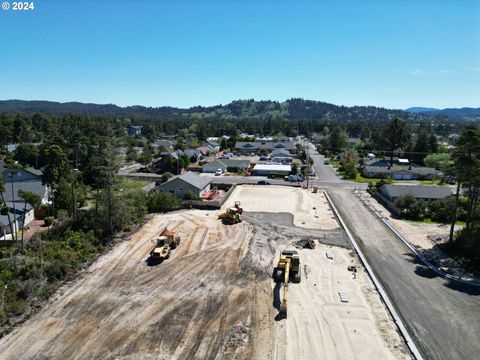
406, 106, 480, 117
0, 98, 471, 122
406, 107, 440, 113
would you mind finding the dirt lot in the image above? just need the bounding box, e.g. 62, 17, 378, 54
0, 186, 409, 360
226, 185, 339, 230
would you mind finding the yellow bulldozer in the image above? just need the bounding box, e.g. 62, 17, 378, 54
274, 249, 301, 319
149, 228, 181, 262
218, 202, 243, 225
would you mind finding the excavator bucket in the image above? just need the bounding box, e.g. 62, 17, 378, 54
279, 300, 287, 319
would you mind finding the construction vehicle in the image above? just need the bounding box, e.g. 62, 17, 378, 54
150, 236, 171, 261
234, 201, 243, 214
218, 204, 242, 224
149, 228, 181, 261
274, 249, 301, 319
159, 228, 181, 249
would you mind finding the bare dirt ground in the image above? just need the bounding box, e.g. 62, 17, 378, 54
0, 186, 410, 360
226, 185, 339, 230
0, 210, 260, 360
242, 213, 410, 360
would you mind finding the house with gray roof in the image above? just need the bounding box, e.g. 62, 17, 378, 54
271, 148, 292, 158
235, 140, 296, 155
362, 164, 440, 180
379, 184, 452, 203
156, 172, 211, 199
0, 165, 49, 240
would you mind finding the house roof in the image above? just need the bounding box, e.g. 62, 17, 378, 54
380, 185, 452, 200
184, 149, 202, 158
363, 165, 438, 176
271, 148, 292, 157
253, 164, 291, 172
160, 171, 211, 191
0, 212, 22, 228
235, 141, 296, 151
1, 180, 48, 203
203, 159, 250, 169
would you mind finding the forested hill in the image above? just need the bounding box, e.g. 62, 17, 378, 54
0, 98, 450, 122
406, 106, 480, 119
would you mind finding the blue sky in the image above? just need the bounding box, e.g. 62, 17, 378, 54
0, 0, 479, 109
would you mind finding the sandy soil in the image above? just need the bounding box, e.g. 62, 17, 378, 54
0, 186, 410, 359
359, 191, 457, 250
226, 185, 339, 230
0, 210, 259, 360
270, 245, 409, 360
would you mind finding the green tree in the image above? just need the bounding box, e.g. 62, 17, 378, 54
14, 144, 40, 168
394, 195, 424, 220
17, 189, 41, 252
42, 144, 71, 214
328, 127, 348, 152
140, 144, 153, 166
423, 153, 451, 172
378, 118, 411, 166
449, 125, 480, 240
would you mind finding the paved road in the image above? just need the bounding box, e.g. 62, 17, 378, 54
329, 188, 480, 360
306, 142, 341, 183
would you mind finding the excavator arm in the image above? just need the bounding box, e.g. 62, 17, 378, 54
279, 258, 291, 318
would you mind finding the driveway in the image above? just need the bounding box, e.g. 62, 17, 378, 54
328, 188, 480, 360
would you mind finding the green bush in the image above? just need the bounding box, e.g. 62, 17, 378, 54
184, 191, 200, 201
394, 195, 425, 220
44, 216, 54, 226
147, 191, 182, 212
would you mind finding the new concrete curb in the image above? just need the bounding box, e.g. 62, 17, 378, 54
324, 190, 424, 360
355, 190, 480, 287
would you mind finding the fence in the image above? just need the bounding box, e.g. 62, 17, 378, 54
189, 184, 237, 210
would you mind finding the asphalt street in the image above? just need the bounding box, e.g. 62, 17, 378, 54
329, 188, 480, 360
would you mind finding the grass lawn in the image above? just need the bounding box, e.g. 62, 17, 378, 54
407, 218, 465, 226
354, 173, 384, 183
117, 178, 151, 191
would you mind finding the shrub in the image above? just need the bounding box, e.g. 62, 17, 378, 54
184, 191, 200, 201
394, 195, 425, 220
147, 191, 182, 212
44, 216, 54, 226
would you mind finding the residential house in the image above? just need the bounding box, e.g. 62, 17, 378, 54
235, 140, 296, 155
197, 146, 213, 157
362, 165, 440, 180
362, 157, 440, 180
271, 148, 292, 158
125, 125, 142, 137
252, 164, 291, 176
154, 140, 176, 152
184, 149, 203, 162
0, 163, 49, 240
205, 142, 220, 153
378, 184, 452, 203
202, 159, 250, 173
156, 172, 211, 199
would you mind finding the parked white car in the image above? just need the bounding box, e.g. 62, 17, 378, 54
215, 169, 223, 176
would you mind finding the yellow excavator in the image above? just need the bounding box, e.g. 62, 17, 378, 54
274, 249, 301, 319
